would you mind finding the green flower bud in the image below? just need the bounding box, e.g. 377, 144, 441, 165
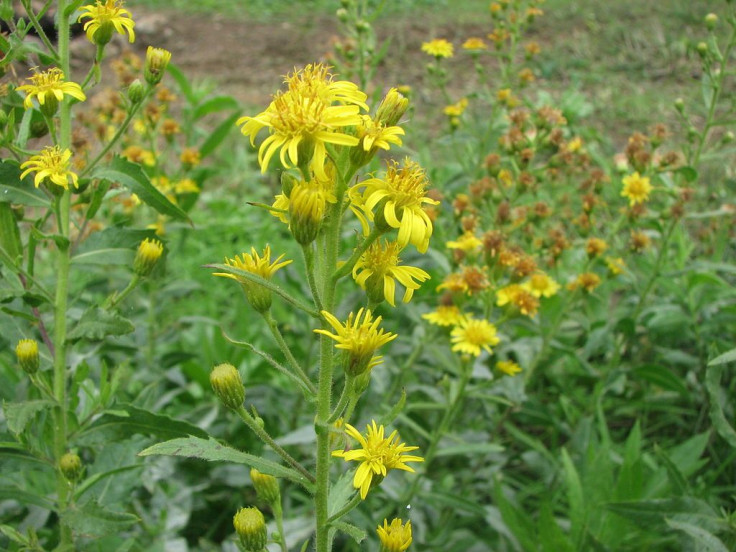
127, 79, 145, 104
210, 363, 245, 410
144, 46, 172, 86
674, 97, 685, 113
705, 13, 718, 30
250, 468, 280, 505
696, 41, 709, 58
233, 507, 267, 552
133, 238, 164, 277
375, 88, 409, 127
60, 452, 83, 482
16, 339, 39, 375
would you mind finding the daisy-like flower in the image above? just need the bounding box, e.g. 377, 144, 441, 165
213, 246, 292, 312
20, 146, 79, 190
353, 158, 438, 253
621, 171, 652, 206
450, 317, 500, 357
378, 518, 413, 552
523, 272, 560, 298
78, 0, 135, 45
357, 115, 404, 152
436, 272, 469, 294
462, 37, 488, 51
332, 420, 423, 499
569, 272, 601, 293
606, 256, 626, 275
16, 68, 86, 115
496, 360, 522, 377
422, 305, 464, 327
586, 237, 608, 258
443, 98, 468, 118
630, 230, 651, 252
421, 38, 454, 58
496, 284, 539, 317
314, 309, 396, 376
238, 64, 367, 179
446, 231, 482, 252
352, 239, 430, 306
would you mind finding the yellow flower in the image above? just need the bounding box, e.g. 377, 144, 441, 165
16, 339, 39, 374
422, 38, 454, 58
446, 231, 482, 252
570, 272, 601, 293
462, 37, 488, 51
78, 0, 135, 45
436, 272, 469, 294
621, 172, 652, 206
20, 146, 79, 190
175, 178, 199, 194
496, 360, 522, 376
353, 158, 438, 253
214, 246, 292, 312
523, 272, 560, 298
288, 175, 337, 244
16, 68, 86, 113
238, 64, 366, 179
422, 305, 464, 327
133, 238, 163, 277
144, 46, 172, 85
332, 420, 423, 499
314, 309, 396, 376
586, 237, 608, 258
357, 115, 404, 152
606, 256, 626, 275
567, 137, 583, 152
450, 317, 500, 357
443, 98, 468, 118
378, 518, 412, 552
630, 230, 651, 252
352, 239, 430, 306
180, 147, 201, 167
496, 284, 539, 317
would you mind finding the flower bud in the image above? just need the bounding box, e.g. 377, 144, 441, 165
705, 13, 718, 30
250, 468, 280, 505
16, 339, 39, 375
289, 180, 326, 245
674, 97, 685, 113
233, 507, 267, 552
127, 79, 145, 104
144, 46, 172, 85
133, 238, 163, 277
696, 41, 709, 58
722, 131, 734, 144
210, 363, 245, 410
336, 8, 349, 22
375, 88, 409, 127
60, 452, 83, 482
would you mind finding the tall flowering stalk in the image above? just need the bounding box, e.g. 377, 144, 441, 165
208, 64, 431, 551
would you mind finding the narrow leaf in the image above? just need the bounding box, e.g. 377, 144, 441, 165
665, 519, 729, 552
706, 364, 736, 448
85, 404, 208, 440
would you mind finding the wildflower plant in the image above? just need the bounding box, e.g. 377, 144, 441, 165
0, 1, 235, 549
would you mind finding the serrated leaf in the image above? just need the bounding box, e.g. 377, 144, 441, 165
665, 519, 729, 552
67, 307, 134, 341
330, 521, 366, 544
3, 400, 54, 435
90, 157, 190, 222
328, 471, 356, 517
0, 160, 50, 206
62, 500, 139, 538
85, 404, 208, 440
138, 436, 314, 491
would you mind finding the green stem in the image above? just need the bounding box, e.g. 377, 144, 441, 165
104, 275, 140, 310
331, 226, 382, 282
235, 406, 315, 484
327, 374, 353, 424
273, 502, 288, 552
263, 312, 317, 396
326, 493, 362, 524
302, 244, 323, 311
53, 1, 73, 547
630, 219, 678, 323
20, 0, 58, 59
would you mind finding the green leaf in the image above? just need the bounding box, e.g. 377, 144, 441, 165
0, 202, 22, 261
0, 524, 29, 545
85, 404, 208, 440
193, 95, 239, 119
434, 442, 505, 457
706, 363, 736, 448
62, 500, 140, 538
708, 348, 736, 366
426, 490, 486, 515
75, 465, 142, 501
665, 519, 729, 552
138, 436, 314, 491
3, 400, 54, 435
561, 448, 585, 544
166, 63, 195, 105
538, 501, 574, 552
330, 521, 366, 544
491, 479, 537, 551
674, 166, 698, 183
0, 160, 50, 207
379, 388, 406, 427
633, 364, 689, 395
605, 497, 717, 529
67, 307, 134, 342
72, 227, 155, 266
327, 471, 356, 517
200, 113, 240, 157
0, 487, 54, 510
90, 157, 190, 222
